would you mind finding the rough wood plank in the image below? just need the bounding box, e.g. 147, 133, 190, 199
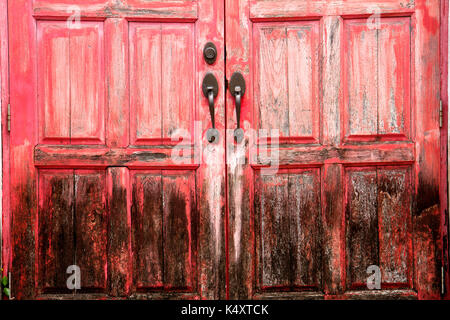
107, 167, 131, 296
32, 1, 198, 20
70, 22, 105, 144
346, 168, 379, 288
344, 20, 378, 137
106, 18, 129, 148
37, 22, 70, 144
288, 170, 321, 288
256, 172, 291, 288
74, 170, 107, 291
161, 24, 194, 139
378, 167, 412, 287
130, 23, 162, 142
377, 18, 410, 137
9, 0, 38, 299
322, 164, 344, 295
162, 171, 195, 290
322, 16, 342, 146
256, 25, 289, 136
38, 170, 74, 293
413, 0, 441, 299
250, 0, 414, 20
253, 143, 415, 166
34, 145, 196, 168
131, 171, 163, 289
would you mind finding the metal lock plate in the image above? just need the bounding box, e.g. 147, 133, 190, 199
203, 42, 217, 65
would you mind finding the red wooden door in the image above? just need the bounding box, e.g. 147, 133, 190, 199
8, 0, 226, 299
226, 0, 443, 299
7, 0, 444, 300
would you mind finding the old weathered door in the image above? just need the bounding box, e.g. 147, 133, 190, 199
7, 0, 444, 300
226, 0, 443, 299
8, 0, 226, 299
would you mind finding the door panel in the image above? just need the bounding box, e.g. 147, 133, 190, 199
37, 21, 105, 145
9, 0, 225, 299
254, 169, 322, 291
343, 17, 411, 141
254, 21, 320, 142
226, 0, 441, 299
130, 170, 197, 292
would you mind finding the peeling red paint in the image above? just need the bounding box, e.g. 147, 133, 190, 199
4, 0, 446, 300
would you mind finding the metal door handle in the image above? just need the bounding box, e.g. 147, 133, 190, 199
229, 72, 246, 143
202, 73, 219, 143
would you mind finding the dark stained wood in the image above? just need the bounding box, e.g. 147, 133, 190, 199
256, 172, 291, 288
131, 171, 164, 289
162, 171, 195, 290
74, 170, 107, 291
34, 145, 196, 168
38, 170, 74, 293
322, 164, 344, 295
289, 170, 321, 289
346, 168, 379, 288
378, 167, 412, 287
255, 169, 322, 292
107, 167, 131, 297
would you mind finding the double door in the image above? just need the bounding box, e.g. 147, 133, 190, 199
8, 0, 442, 299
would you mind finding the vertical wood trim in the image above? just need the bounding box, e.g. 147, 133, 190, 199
105, 18, 129, 148
197, 0, 226, 299
0, 0, 6, 284
413, 0, 441, 299
8, 0, 37, 299
322, 164, 344, 296
443, 0, 450, 300
107, 167, 131, 297
322, 16, 342, 147
225, 0, 254, 299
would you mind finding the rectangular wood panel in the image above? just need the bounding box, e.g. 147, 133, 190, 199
38, 22, 71, 144
377, 167, 412, 287
377, 19, 411, 137
161, 24, 194, 140
70, 23, 105, 143
343, 17, 411, 141
38, 170, 74, 293
346, 168, 379, 288
131, 170, 197, 291
74, 170, 107, 291
131, 172, 163, 289
38, 21, 105, 145
162, 171, 195, 290
38, 169, 108, 293
345, 166, 413, 290
255, 169, 321, 291
344, 21, 378, 137
254, 21, 319, 143
288, 171, 321, 289
130, 23, 194, 145
130, 24, 162, 142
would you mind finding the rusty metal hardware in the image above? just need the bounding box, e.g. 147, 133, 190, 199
229, 72, 246, 143
202, 72, 219, 143
203, 42, 217, 65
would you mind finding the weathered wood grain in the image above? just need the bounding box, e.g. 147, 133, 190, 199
38, 170, 74, 293
131, 171, 164, 289
74, 170, 107, 291
107, 167, 131, 297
